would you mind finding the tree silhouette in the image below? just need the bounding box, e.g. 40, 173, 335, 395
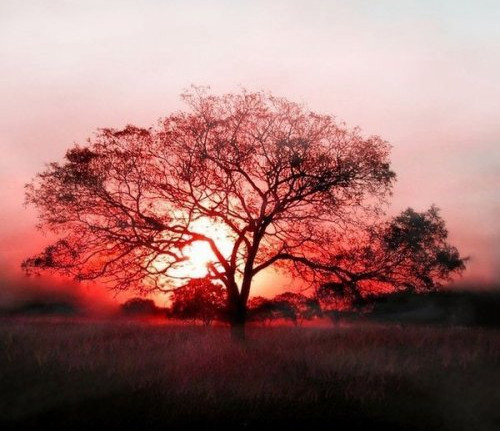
272, 292, 322, 325
317, 206, 467, 309
248, 292, 321, 326
121, 297, 160, 316
23, 87, 464, 339
247, 296, 276, 326
168, 277, 225, 326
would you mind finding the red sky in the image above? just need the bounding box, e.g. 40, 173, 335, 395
1, 1, 499, 302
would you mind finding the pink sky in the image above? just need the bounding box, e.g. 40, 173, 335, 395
1, 1, 499, 299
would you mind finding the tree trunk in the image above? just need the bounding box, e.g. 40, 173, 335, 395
228, 297, 247, 341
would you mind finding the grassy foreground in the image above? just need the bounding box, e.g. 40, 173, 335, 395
0, 319, 499, 430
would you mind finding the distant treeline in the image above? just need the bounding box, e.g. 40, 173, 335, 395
364, 290, 500, 328
118, 288, 500, 328
0, 300, 80, 317
3, 286, 499, 329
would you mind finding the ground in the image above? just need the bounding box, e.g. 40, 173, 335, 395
0, 318, 499, 430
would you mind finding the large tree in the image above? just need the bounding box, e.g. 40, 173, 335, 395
23, 87, 464, 338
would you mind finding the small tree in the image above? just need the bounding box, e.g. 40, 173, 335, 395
121, 297, 160, 316
248, 293, 321, 326
168, 277, 225, 326
247, 296, 276, 325
272, 292, 322, 325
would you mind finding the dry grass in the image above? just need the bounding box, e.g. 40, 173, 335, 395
0, 318, 499, 430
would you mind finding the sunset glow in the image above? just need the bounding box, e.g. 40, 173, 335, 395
180, 241, 216, 278
150, 219, 235, 281
173, 220, 234, 279
1, 3, 499, 429
0, 1, 498, 306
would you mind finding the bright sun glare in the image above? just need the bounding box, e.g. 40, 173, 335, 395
181, 241, 218, 278
154, 220, 234, 279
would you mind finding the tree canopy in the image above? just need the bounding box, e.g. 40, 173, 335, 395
121, 297, 161, 317
168, 277, 225, 326
23, 87, 466, 337
317, 206, 466, 309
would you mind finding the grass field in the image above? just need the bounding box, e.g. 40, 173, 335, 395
0, 318, 499, 430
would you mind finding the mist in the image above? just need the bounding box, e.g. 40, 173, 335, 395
0, 270, 117, 317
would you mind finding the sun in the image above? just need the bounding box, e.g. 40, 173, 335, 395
160, 219, 235, 280
180, 241, 219, 278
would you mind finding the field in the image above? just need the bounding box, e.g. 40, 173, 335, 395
1, 319, 499, 431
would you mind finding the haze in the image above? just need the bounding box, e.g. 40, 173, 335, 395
1, 1, 499, 302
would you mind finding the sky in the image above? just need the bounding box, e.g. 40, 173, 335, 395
1, 0, 499, 303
